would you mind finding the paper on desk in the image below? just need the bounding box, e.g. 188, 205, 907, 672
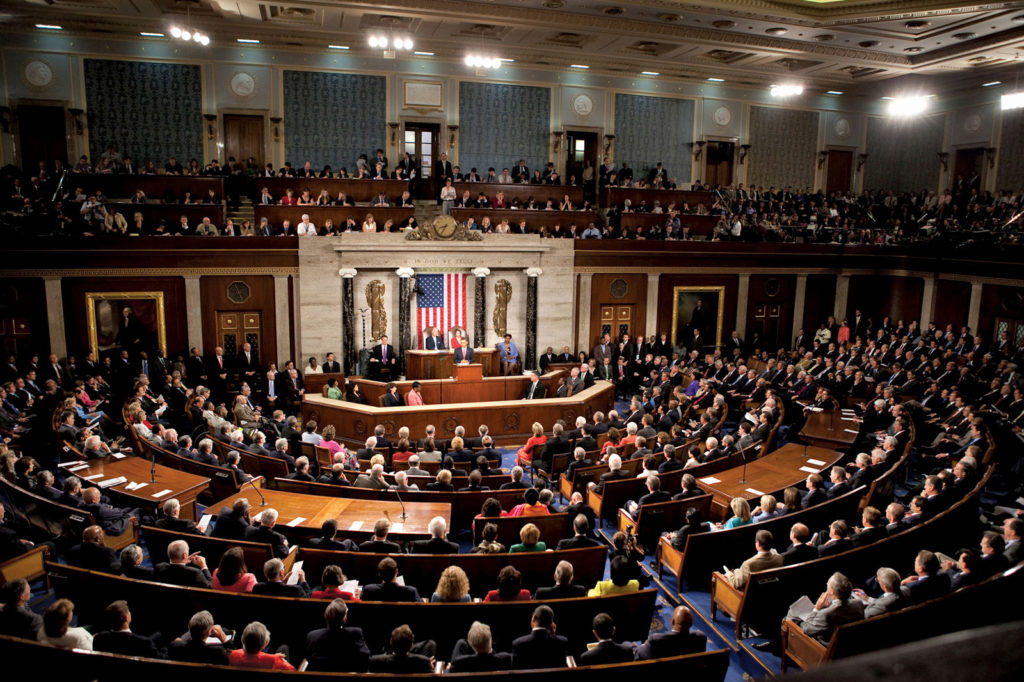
745, 488, 765, 496
286, 517, 306, 527
67, 464, 91, 472
806, 458, 826, 466
287, 561, 304, 586
125, 481, 146, 491
349, 521, 363, 531
197, 514, 212, 533
699, 476, 722, 484
798, 466, 820, 474
82, 473, 104, 481
151, 488, 172, 498
844, 428, 860, 435
111, 452, 127, 460
59, 460, 87, 469
390, 523, 404, 533
98, 476, 127, 489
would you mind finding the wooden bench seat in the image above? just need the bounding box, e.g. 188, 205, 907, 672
618, 494, 714, 553
148, 443, 257, 502
139, 525, 296, 575
470, 512, 571, 548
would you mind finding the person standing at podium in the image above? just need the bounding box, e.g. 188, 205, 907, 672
454, 338, 474, 365
499, 334, 520, 376
424, 327, 446, 351
368, 335, 397, 380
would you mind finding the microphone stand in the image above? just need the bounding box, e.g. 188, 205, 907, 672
738, 447, 748, 485
393, 487, 408, 521
247, 478, 268, 507
150, 448, 157, 483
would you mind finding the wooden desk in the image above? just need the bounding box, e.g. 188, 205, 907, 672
348, 368, 565, 407
694, 444, 841, 521
74, 175, 225, 200
405, 348, 498, 379
799, 411, 861, 451
68, 455, 210, 520
450, 208, 596, 232
205, 485, 450, 541
453, 182, 584, 207
258, 178, 408, 203
254, 205, 414, 230
599, 187, 714, 210
616, 212, 718, 237
303, 379, 614, 448
302, 372, 346, 397
73, 202, 226, 229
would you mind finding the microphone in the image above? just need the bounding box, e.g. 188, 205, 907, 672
150, 447, 157, 483
247, 477, 267, 507
393, 485, 408, 521
738, 446, 749, 485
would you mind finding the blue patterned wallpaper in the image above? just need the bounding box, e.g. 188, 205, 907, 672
283, 71, 386, 170
458, 82, 550, 174
864, 115, 944, 192
997, 108, 1024, 192
747, 106, 818, 190
83, 59, 203, 165
614, 93, 694, 185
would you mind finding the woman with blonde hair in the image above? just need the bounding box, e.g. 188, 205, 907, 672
431, 565, 471, 602
362, 213, 377, 232
720, 496, 753, 529
509, 522, 546, 553
516, 421, 547, 469
752, 494, 783, 522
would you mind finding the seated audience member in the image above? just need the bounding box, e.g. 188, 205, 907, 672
853, 567, 907, 618
431, 565, 472, 602
752, 494, 784, 523
309, 518, 359, 551
500, 466, 529, 490
368, 625, 434, 674
634, 605, 707, 660
312, 564, 358, 600
119, 544, 152, 580
252, 557, 309, 597
724, 530, 783, 589
756, 572, 865, 654
484, 565, 531, 602
720, 496, 753, 529
579, 613, 635, 665
68, 524, 121, 573
472, 522, 506, 554
780, 523, 819, 565
212, 497, 251, 540
92, 600, 164, 658
408, 516, 459, 554
510, 522, 547, 553
589, 555, 640, 596
534, 560, 587, 600
900, 549, 952, 604
426, 468, 454, 491
360, 557, 422, 602
449, 621, 513, 673
360, 518, 402, 553
0, 579, 42, 640
154, 540, 213, 588
304, 599, 370, 672
154, 497, 200, 534
565, 446, 594, 481
355, 463, 389, 490
167, 610, 230, 664
243, 507, 290, 557
668, 507, 712, 551
624, 474, 671, 517
817, 520, 853, 557
510, 486, 550, 516
211, 546, 257, 593
556, 515, 602, 549
228, 621, 294, 670
37, 599, 93, 650
285, 456, 315, 481
512, 605, 568, 670
608, 530, 648, 587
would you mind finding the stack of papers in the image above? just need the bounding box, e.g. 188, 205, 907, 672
151, 488, 173, 498
286, 561, 304, 585
125, 481, 149, 491
798, 465, 820, 474
197, 514, 213, 533
699, 476, 722, 484
745, 488, 765, 496
348, 521, 363, 531
806, 458, 826, 466
98, 476, 128, 489
285, 517, 306, 527
82, 473, 104, 481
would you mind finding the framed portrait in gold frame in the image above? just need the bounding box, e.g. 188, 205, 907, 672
86, 292, 167, 360
671, 286, 724, 352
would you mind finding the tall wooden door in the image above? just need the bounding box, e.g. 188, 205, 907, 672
18, 104, 67, 175
751, 303, 785, 351
216, 311, 262, 361
994, 317, 1024, 351
825, 150, 853, 193
223, 115, 265, 166
565, 130, 598, 194
600, 304, 634, 341
704, 141, 734, 187
953, 148, 985, 185
404, 122, 440, 199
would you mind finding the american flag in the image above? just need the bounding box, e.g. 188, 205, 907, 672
416, 273, 467, 348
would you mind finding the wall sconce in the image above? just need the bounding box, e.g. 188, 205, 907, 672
552, 131, 564, 154
270, 117, 282, 142
857, 153, 868, 172
738, 144, 752, 165
984, 147, 997, 169
603, 134, 615, 155
691, 140, 706, 162
448, 125, 458, 149
68, 108, 84, 136
388, 122, 399, 146
817, 150, 829, 169
937, 151, 949, 172
203, 114, 217, 140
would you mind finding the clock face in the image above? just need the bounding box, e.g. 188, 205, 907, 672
433, 216, 457, 238
572, 94, 594, 118
713, 105, 732, 127
230, 72, 256, 98
24, 60, 54, 89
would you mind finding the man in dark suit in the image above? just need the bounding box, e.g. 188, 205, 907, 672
449, 622, 513, 673
780, 523, 819, 566
235, 342, 259, 385
369, 625, 433, 673
534, 560, 588, 600
205, 346, 230, 401
0, 579, 42, 640
434, 153, 453, 184
305, 599, 370, 672
564, 491, 598, 533
67, 525, 121, 573
368, 335, 398, 380
579, 613, 635, 665
252, 557, 310, 597
556, 516, 602, 550
512, 605, 568, 669
453, 338, 474, 365
523, 372, 547, 399
408, 516, 459, 554
635, 605, 707, 660
92, 601, 164, 659
801, 473, 827, 508
851, 506, 888, 548
81, 487, 137, 536
816, 520, 852, 558
321, 352, 341, 374
166, 611, 230, 665
900, 550, 951, 604
359, 519, 402, 553
308, 519, 359, 552
827, 466, 852, 499
590, 454, 628, 494
243, 507, 290, 558
211, 498, 251, 540
153, 539, 212, 588
564, 447, 593, 482
360, 558, 422, 602
153, 498, 200, 535
424, 329, 446, 351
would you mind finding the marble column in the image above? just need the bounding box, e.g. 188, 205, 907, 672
792, 274, 808, 343
834, 274, 851, 321
967, 281, 984, 334
645, 273, 660, 337
472, 267, 490, 348
577, 273, 594, 351
525, 267, 542, 371
339, 268, 358, 374
735, 273, 750, 339
396, 268, 415, 376
43, 277, 67, 359
920, 275, 937, 327
273, 275, 291, 367
183, 275, 203, 352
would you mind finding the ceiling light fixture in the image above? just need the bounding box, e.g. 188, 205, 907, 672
328, 45, 349, 50
707, 77, 725, 82
368, 35, 413, 50
887, 95, 931, 117
770, 83, 804, 97
642, 71, 660, 76
140, 32, 165, 37
982, 81, 1001, 87
465, 55, 503, 69
826, 90, 844, 95
36, 24, 62, 30
169, 6, 209, 46
1002, 92, 1024, 110
414, 51, 434, 56
571, 64, 590, 69
237, 38, 259, 44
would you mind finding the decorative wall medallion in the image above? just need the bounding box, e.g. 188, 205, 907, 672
572, 93, 594, 118
443, 416, 459, 433
23, 60, 54, 89
227, 280, 251, 304
963, 112, 982, 133
834, 117, 851, 139
610, 278, 628, 299
765, 278, 780, 297
713, 105, 732, 127
230, 71, 257, 99
503, 412, 520, 432
354, 420, 367, 436
381, 420, 397, 436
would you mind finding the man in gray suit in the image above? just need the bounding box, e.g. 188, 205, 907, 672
792, 572, 865, 643
855, 567, 906, 618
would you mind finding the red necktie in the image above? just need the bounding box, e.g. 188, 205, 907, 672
218, 356, 223, 369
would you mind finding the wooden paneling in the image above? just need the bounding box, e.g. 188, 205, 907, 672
451, 208, 595, 232
802, 274, 836, 336
199, 275, 279, 363
657, 274, 737, 348
223, 114, 265, 167
62, 276, 187, 359
599, 187, 714, 210
452, 182, 583, 206
254, 205, 413, 231
0, 278, 49, 360
935, 280, 972, 329
589, 273, 647, 350
258, 178, 407, 204
847, 275, 923, 327
745, 275, 795, 352
979, 283, 1024, 338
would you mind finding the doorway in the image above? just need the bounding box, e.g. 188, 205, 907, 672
223, 114, 265, 167
751, 302, 785, 351
215, 311, 262, 361
825, 150, 853, 194
704, 141, 734, 187
404, 122, 441, 199
953, 147, 985, 187
565, 130, 599, 200
17, 104, 67, 176
599, 304, 634, 341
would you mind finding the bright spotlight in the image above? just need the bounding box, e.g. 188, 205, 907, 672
170, 26, 182, 38
770, 84, 804, 97
1001, 92, 1024, 111
887, 95, 930, 117
368, 36, 380, 48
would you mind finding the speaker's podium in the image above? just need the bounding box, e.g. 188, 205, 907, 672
453, 363, 483, 382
